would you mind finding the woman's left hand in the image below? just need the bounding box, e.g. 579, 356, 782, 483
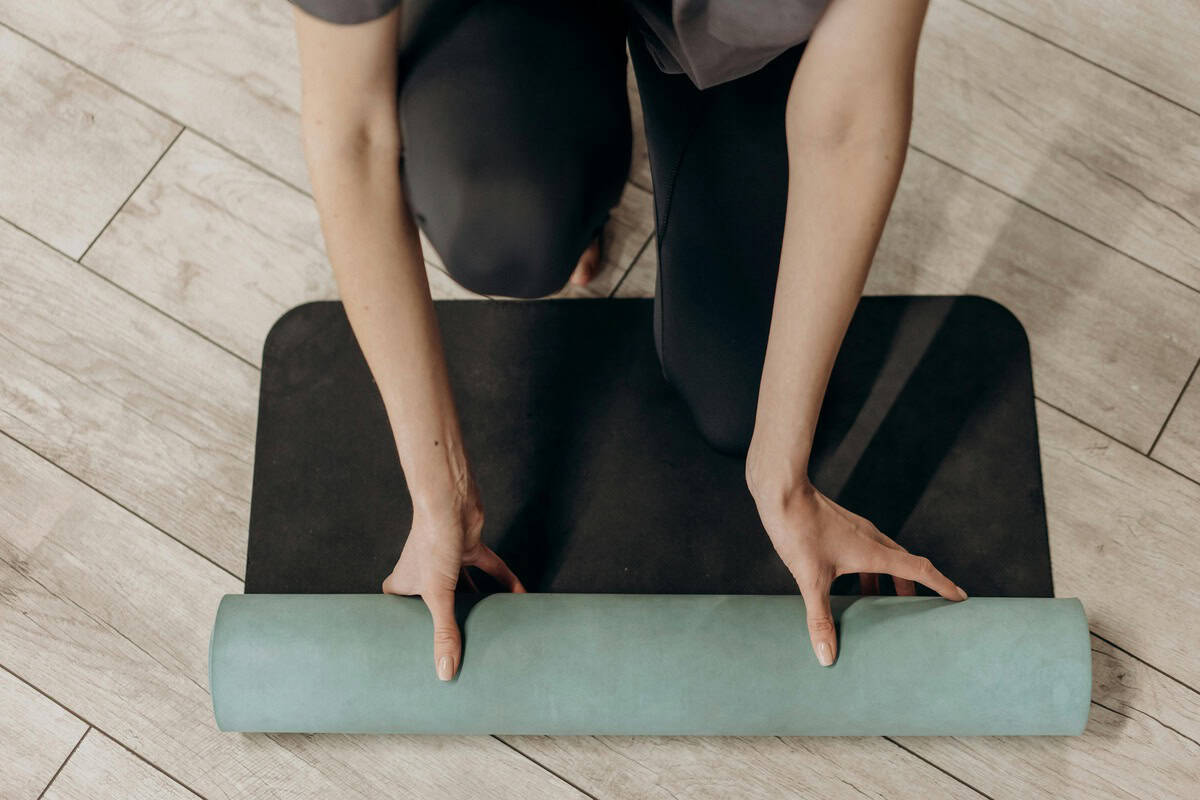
747, 473, 967, 667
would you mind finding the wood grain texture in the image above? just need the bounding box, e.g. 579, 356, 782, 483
895, 635, 1200, 800
0, 27, 179, 257
0, 219, 257, 576
499, 734, 981, 799
82, 129, 336, 365
0, 434, 584, 800
971, 0, 1200, 114
914, 0, 1200, 292
0, 0, 310, 190
866, 149, 1200, 452
0, 669, 86, 800
1035, 401, 1200, 686
626, 54, 653, 192
1152, 366, 1200, 482
43, 730, 200, 800
614, 241, 656, 298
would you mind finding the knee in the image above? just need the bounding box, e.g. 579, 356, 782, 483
436, 180, 592, 298
690, 398, 757, 456
661, 354, 760, 456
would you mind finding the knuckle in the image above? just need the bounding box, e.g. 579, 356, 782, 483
914, 556, 935, 576
796, 577, 826, 597
433, 628, 459, 648
808, 617, 836, 635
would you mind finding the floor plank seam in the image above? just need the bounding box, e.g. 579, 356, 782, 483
882, 736, 996, 799
77, 126, 185, 264
1, 664, 211, 800
0, 551, 211, 699
958, 0, 1200, 119
1034, 397, 1200, 493
1090, 634, 1199, 696
1092, 700, 1200, 749
1148, 355, 1200, 455
492, 736, 600, 800
0, 429, 246, 584
0, 18, 311, 199
608, 234, 655, 298
907, 143, 1200, 298
35, 725, 89, 800
0, 212, 262, 372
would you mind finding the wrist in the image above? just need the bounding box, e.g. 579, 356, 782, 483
410, 479, 473, 524
745, 436, 814, 519
401, 440, 476, 525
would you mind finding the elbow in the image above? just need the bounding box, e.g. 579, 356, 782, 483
785, 74, 915, 153
300, 112, 401, 168
786, 101, 913, 153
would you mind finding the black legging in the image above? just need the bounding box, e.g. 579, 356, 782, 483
399, 0, 806, 454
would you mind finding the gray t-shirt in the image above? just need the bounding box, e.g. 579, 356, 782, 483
627, 0, 827, 89
285, 0, 826, 89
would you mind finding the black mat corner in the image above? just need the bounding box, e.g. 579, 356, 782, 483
245, 295, 1052, 598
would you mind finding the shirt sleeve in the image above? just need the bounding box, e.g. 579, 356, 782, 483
286, 0, 400, 25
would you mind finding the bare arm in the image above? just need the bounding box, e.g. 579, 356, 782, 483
746, 0, 965, 665
292, 6, 522, 682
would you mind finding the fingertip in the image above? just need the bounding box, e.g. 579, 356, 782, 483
955, 585, 968, 601
437, 652, 456, 681
816, 640, 835, 667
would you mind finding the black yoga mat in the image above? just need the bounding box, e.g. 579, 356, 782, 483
245, 296, 1052, 598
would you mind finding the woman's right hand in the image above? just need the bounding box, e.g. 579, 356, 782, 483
382, 475, 526, 681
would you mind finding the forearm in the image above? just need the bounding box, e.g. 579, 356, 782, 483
747, 0, 925, 501
306, 134, 470, 517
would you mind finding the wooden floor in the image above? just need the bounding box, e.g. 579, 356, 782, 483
2, 1, 1198, 797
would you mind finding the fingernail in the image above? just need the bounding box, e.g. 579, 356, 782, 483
437, 655, 454, 681
956, 586, 968, 601
817, 642, 833, 667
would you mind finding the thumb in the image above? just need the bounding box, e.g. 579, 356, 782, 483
425, 587, 461, 681
800, 583, 837, 667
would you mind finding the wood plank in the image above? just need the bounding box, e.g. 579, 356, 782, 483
866, 149, 1200, 452
500, 734, 980, 799
43, 729, 199, 800
614, 241, 655, 298
421, 181, 655, 300
81, 130, 336, 365
914, 0, 1200, 292
1151, 366, 1200, 483
0, 434, 584, 800
0, 669, 86, 800
895, 635, 1200, 800
0, 26, 178, 257
1035, 401, 1200, 686
626, 54, 653, 193
971, 0, 1200, 115
0, 218, 256, 576
0, 0, 310, 190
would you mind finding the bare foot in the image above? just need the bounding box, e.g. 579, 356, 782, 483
568, 234, 602, 287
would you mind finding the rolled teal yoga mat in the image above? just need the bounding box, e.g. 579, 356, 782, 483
209, 593, 1090, 736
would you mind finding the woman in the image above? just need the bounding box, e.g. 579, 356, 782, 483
288, 0, 966, 682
